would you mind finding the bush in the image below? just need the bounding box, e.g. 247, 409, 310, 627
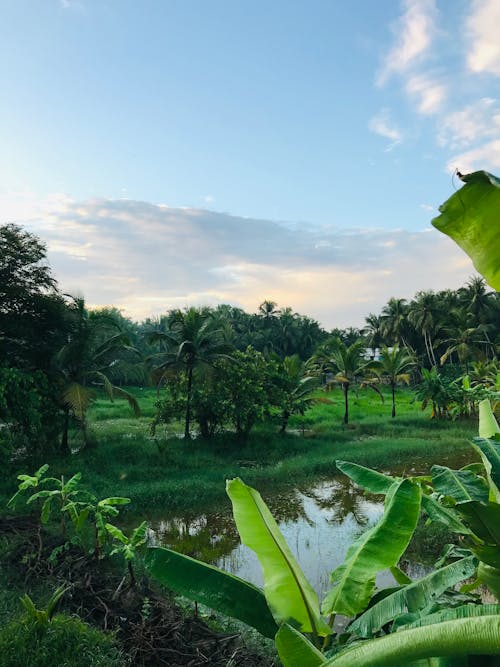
0, 612, 125, 667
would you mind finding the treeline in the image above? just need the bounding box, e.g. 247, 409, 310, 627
1, 223, 499, 459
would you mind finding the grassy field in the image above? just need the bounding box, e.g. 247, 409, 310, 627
1, 385, 479, 518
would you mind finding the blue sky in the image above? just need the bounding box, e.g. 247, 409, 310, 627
1, 0, 499, 326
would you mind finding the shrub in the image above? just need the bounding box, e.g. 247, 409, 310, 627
0, 612, 125, 667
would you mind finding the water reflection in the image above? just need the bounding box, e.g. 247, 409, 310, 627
150, 476, 392, 599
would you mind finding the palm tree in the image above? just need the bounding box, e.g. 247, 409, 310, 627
408, 291, 440, 368
149, 307, 233, 439
381, 298, 410, 349
370, 346, 415, 417
362, 313, 386, 356
309, 337, 372, 424
277, 354, 321, 433
55, 297, 140, 453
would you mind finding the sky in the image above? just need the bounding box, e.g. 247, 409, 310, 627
1, 0, 499, 328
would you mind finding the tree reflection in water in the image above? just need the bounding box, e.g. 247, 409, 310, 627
299, 477, 377, 527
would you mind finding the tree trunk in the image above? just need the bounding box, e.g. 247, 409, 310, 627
61, 407, 70, 456
184, 365, 193, 439
280, 410, 290, 433
343, 383, 349, 424
391, 382, 396, 418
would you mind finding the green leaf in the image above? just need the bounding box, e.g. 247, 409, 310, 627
62, 472, 82, 493
431, 465, 488, 503
421, 494, 471, 534
322, 479, 421, 618
275, 624, 324, 667
62, 383, 92, 420
431, 170, 500, 290
390, 566, 412, 585
41, 498, 52, 524
144, 546, 278, 639
322, 616, 500, 666
105, 523, 128, 544
347, 556, 477, 638
97, 497, 131, 507
478, 562, 500, 601
457, 501, 500, 545
479, 400, 500, 439
399, 603, 500, 630
335, 461, 397, 494
226, 478, 330, 636
471, 437, 500, 503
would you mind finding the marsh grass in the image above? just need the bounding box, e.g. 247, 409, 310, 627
0, 386, 477, 516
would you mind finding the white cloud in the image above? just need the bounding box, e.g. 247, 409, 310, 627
446, 140, 500, 174
438, 98, 500, 150
466, 0, 500, 76
377, 0, 437, 85
405, 74, 446, 114
11, 198, 477, 328
369, 109, 403, 150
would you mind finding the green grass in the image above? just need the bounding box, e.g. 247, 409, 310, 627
1, 386, 479, 517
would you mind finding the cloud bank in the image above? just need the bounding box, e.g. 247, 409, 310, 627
14, 197, 477, 329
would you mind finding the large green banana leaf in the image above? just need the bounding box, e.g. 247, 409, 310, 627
275, 624, 324, 667
421, 494, 471, 534
335, 460, 398, 494
321, 615, 500, 667
336, 460, 470, 533
226, 478, 330, 637
431, 465, 489, 503
348, 556, 477, 638
322, 479, 421, 617
399, 603, 500, 630
457, 501, 500, 545
431, 170, 500, 290
479, 400, 500, 439
472, 438, 500, 503
144, 546, 278, 638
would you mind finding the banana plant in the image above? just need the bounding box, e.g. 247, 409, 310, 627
105, 521, 147, 586
146, 474, 421, 652
20, 585, 69, 635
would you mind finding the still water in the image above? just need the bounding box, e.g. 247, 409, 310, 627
148, 475, 428, 599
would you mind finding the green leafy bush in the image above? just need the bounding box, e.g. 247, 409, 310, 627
0, 612, 124, 667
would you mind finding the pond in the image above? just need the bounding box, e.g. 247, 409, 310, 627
148, 472, 432, 600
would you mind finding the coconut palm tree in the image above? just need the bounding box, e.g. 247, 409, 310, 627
309, 337, 374, 424
370, 346, 415, 417
381, 298, 411, 349
149, 307, 233, 439
408, 291, 440, 368
362, 313, 386, 356
55, 297, 140, 453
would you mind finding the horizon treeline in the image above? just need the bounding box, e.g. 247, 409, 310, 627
1, 223, 499, 456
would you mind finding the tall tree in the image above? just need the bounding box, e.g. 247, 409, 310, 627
408, 291, 440, 368
309, 337, 371, 424
55, 297, 140, 452
370, 346, 415, 417
0, 223, 68, 370
149, 307, 233, 439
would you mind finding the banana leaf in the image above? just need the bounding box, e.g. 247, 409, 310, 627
472, 438, 500, 503
335, 460, 398, 494
322, 479, 421, 617
479, 400, 500, 439
431, 170, 500, 291
321, 615, 500, 667
421, 494, 471, 534
431, 465, 488, 503
348, 556, 477, 638
226, 478, 330, 637
457, 501, 500, 545
275, 624, 324, 667
144, 546, 278, 638
398, 603, 500, 630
